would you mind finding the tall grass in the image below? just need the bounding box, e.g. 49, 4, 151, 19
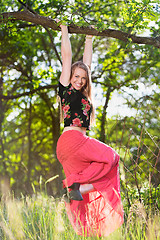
0, 193, 159, 240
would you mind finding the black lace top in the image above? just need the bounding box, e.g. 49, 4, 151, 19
58, 82, 92, 130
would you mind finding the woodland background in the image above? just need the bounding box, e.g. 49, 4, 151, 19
0, 0, 160, 213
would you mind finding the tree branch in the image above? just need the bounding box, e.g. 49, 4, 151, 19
1, 10, 160, 48
0, 84, 58, 100
44, 27, 62, 65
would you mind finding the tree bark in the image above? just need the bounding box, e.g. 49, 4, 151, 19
1, 10, 160, 48
38, 91, 63, 196
99, 87, 113, 143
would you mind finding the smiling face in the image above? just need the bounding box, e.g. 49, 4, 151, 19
70, 67, 87, 91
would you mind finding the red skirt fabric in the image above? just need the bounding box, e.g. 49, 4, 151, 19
56, 130, 124, 237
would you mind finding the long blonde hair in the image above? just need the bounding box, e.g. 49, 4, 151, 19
71, 61, 95, 125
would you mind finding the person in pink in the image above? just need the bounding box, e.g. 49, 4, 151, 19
56, 22, 124, 237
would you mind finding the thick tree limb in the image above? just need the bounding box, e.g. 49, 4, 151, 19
1, 10, 160, 48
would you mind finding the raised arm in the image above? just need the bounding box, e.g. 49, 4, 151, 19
59, 24, 72, 86
83, 35, 93, 69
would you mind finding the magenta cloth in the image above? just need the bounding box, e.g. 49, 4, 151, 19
56, 130, 124, 237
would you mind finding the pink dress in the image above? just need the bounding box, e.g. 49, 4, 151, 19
56, 130, 124, 237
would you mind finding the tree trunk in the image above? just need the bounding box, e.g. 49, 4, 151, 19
26, 97, 33, 193
99, 87, 112, 143
0, 67, 10, 198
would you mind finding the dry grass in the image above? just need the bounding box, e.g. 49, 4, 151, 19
0, 193, 159, 240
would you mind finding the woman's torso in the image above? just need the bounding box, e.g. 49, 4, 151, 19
63, 126, 86, 135
58, 82, 92, 131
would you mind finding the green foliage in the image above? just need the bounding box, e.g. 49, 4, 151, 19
121, 184, 160, 214
0, 13, 62, 195
0, 0, 159, 202
0, 3, 159, 240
